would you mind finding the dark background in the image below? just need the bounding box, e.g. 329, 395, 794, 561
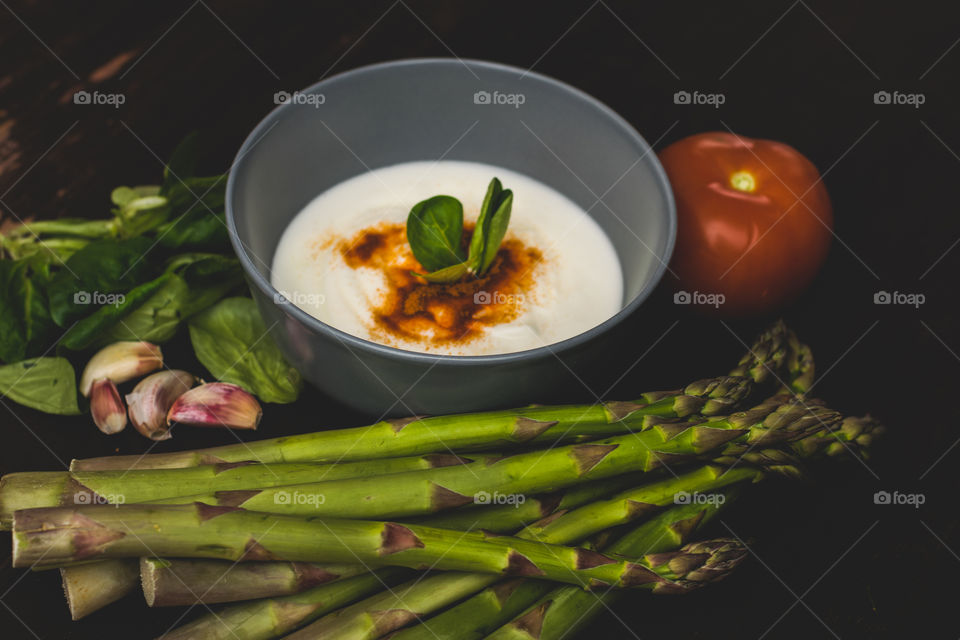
0, 1, 956, 638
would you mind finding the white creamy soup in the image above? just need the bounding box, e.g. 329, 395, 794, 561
271, 161, 623, 356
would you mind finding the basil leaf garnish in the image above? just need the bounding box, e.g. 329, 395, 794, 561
407, 178, 513, 281
406, 195, 465, 272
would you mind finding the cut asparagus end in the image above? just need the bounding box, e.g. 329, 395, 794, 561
61, 560, 140, 620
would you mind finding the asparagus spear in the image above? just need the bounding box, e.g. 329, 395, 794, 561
13, 501, 741, 589
142, 475, 643, 607
141, 558, 366, 607
0, 453, 503, 528
352, 488, 740, 640
145, 397, 825, 519
69, 375, 752, 471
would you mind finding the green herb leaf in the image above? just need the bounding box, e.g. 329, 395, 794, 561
406, 195, 465, 272
467, 178, 513, 276
46, 236, 155, 327
467, 178, 502, 272
0, 357, 80, 415
412, 261, 470, 283
60, 254, 243, 350
479, 188, 512, 273
59, 273, 175, 351
0, 258, 57, 362
188, 297, 302, 403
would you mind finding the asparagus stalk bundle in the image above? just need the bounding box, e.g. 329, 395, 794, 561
256, 408, 882, 640
6, 323, 790, 621
1, 321, 881, 640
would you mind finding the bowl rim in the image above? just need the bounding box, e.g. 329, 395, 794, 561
225, 57, 676, 366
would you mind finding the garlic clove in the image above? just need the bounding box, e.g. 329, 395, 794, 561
126, 370, 196, 441
90, 379, 128, 435
79, 342, 163, 397
166, 382, 262, 431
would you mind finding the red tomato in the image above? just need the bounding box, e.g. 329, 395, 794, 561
659, 132, 833, 316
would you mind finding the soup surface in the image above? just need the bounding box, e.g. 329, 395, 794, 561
271, 161, 623, 355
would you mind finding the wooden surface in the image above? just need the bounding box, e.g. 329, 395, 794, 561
1, 1, 957, 638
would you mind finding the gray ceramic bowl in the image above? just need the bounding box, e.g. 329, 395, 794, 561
226, 58, 675, 416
